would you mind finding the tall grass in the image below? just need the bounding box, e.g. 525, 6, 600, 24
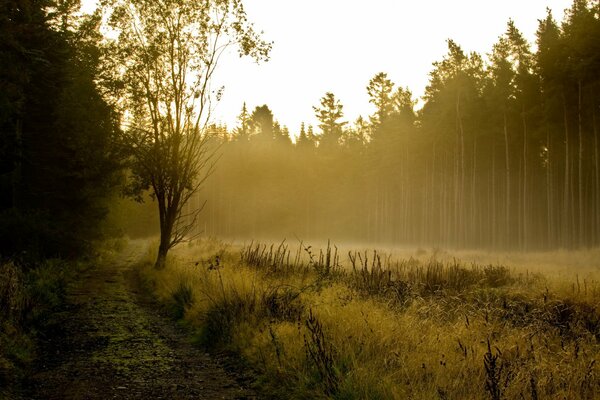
141, 239, 600, 399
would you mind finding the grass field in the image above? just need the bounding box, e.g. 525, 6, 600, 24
139, 239, 600, 399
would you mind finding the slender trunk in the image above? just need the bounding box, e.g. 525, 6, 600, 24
456, 92, 465, 247
305, 192, 310, 240
518, 158, 523, 249
504, 110, 511, 248
522, 106, 528, 250
492, 143, 497, 249
563, 92, 571, 248
424, 156, 429, 244
593, 92, 599, 245
440, 154, 445, 246
375, 183, 380, 243
454, 148, 459, 246
577, 80, 584, 246
471, 138, 477, 247
546, 128, 554, 248
432, 143, 437, 245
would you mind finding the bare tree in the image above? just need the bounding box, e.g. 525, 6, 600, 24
101, 0, 271, 267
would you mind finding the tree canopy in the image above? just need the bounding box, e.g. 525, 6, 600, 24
101, 0, 271, 267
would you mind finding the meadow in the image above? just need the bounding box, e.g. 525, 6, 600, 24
138, 239, 600, 399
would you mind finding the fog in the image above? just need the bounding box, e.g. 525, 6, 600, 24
114, 5, 600, 253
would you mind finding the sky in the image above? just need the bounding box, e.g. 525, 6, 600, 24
212, 0, 575, 136
83, 0, 574, 137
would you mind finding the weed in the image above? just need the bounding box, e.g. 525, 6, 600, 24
143, 240, 600, 399
170, 281, 194, 319
241, 240, 307, 275
304, 308, 339, 395
530, 374, 538, 400
262, 286, 304, 322
484, 339, 503, 400
0, 261, 25, 325
309, 241, 342, 279
483, 265, 513, 287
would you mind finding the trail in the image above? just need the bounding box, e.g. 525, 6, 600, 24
24, 241, 256, 399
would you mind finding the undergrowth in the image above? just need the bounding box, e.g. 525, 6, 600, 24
140, 239, 600, 399
0, 239, 125, 398
0, 258, 70, 395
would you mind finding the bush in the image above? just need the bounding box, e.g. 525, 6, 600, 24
170, 281, 194, 320
0, 258, 71, 389
0, 261, 26, 325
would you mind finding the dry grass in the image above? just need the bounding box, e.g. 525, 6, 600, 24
140, 239, 600, 399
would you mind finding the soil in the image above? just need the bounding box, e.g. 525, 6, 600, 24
20, 241, 257, 399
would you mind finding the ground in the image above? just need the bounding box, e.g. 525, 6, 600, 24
21, 241, 256, 400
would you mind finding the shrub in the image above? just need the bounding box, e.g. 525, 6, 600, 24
0, 258, 71, 390
170, 281, 194, 319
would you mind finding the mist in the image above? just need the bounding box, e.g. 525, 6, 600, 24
3, 0, 600, 399
194, 15, 600, 251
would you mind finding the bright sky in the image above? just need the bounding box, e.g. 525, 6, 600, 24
84, 0, 574, 137
211, 0, 573, 136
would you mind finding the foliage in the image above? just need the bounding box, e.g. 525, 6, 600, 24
187, 0, 600, 251
101, 0, 271, 267
313, 92, 347, 148
0, 0, 123, 258
0, 257, 72, 391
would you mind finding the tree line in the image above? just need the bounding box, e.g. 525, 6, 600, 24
1, 1, 599, 257
1, 0, 271, 267
0, 0, 122, 258
197, 1, 600, 250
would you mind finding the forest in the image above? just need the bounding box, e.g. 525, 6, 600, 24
2, 0, 600, 399
197, 6, 600, 251
2, 1, 599, 256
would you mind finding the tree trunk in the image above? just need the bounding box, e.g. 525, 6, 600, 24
503, 110, 511, 248
517, 158, 523, 249
155, 240, 169, 269
563, 92, 571, 247
471, 138, 477, 247
521, 106, 528, 250
457, 92, 465, 247
577, 80, 584, 246
155, 196, 175, 269
593, 91, 599, 245
546, 128, 554, 248
492, 143, 497, 249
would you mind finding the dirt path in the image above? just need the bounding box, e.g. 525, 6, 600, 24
23, 241, 256, 399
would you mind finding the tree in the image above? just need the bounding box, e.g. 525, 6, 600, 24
0, 0, 123, 257
505, 20, 539, 249
313, 92, 346, 148
341, 116, 368, 149
250, 104, 275, 142
367, 72, 394, 127
535, 10, 562, 246
232, 102, 251, 141
421, 39, 485, 247
273, 122, 292, 146
296, 122, 317, 150
102, 0, 271, 268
